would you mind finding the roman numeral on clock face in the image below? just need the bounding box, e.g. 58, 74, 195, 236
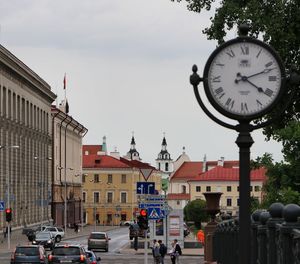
226, 49, 235, 58
264, 88, 274, 97
225, 98, 234, 109
269, 76, 277, 81
212, 76, 221, 82
241, 102, 248, 112
241, 46, 249, 55
214, 87, 225, 99
256, 99, 263, 107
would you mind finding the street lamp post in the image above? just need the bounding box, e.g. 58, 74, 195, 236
75, 173, 87, 232
34, 156, 52, 227
0, 145, 20, 250
57, 166, 73, 234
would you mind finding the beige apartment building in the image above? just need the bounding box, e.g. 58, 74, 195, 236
51, 104, 87, 227
188, 166, 266, 216
168, 158, 266, 216
0, 45, 56, 229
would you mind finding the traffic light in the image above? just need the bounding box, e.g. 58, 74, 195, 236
137, 209, 148, 230
5, 208, 12, 222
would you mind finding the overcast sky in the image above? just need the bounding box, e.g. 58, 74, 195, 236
0, 0, 283, 165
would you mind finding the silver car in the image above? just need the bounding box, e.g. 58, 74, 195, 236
87, 232, 110, 252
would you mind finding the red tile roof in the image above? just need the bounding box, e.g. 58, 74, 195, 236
120, 157, 156, 170
82, 145, 102, 155
83, 154, 130, 169
171, 160, 240, 181
167, 193, 190, 200
189, 166, 266, 182
82, 152, 157, 171
170, 162, 202, 180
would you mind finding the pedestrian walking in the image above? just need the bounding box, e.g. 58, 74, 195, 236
173, 239, 182, 264
169, 241, 176, 264
3, 227, 7, 238
158, 239, 167, 264
151, 239, 161, 264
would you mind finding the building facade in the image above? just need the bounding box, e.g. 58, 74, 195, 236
82, 144, 162, 226
51, 104, 87, 227
189, 166, 266, 216
167, 156, 266, 215
0, 45, 56, 229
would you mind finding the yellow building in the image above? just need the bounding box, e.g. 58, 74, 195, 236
82, 144, 161, 225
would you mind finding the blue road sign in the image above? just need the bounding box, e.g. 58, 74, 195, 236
148, 207, 161, 220
0, 201, 5, 211
138, 203, 163, 209
136, 182, 155, 195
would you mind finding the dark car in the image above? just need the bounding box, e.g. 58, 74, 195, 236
32, 231, 56, 250
48, 244, 91, 264
86, 250, 101, 264
10, 245, 48, 264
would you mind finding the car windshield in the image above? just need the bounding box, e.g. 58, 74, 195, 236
52, 247, 80, 255
90, 233, 105, 239
15, 247, 39, 256
36, 232, 51, 239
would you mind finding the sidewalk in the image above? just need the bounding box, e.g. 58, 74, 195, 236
119, 233, 204, 256
0, 225, 118, 254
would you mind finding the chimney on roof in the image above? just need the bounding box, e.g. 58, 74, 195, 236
217, 156, 225, 167
110, 146, 120, 160
202, 154, 207, 172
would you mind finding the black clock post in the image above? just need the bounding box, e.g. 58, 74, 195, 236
189, 24, 290, 264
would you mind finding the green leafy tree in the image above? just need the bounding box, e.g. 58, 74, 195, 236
184, 199, 208, 229
171, 0, 300, 207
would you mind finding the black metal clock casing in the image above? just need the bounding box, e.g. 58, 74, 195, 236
203, 37, 286, 121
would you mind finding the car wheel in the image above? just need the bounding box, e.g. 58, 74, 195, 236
55, 236, 61, 243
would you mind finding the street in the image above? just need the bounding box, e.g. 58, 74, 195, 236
0, 227, 204, 264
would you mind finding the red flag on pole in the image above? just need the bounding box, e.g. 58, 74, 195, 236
63, 74, 66, 90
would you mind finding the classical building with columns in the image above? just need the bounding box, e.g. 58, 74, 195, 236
0, 45, 56, 229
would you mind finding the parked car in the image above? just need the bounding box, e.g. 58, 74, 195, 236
120, 220, 135, 226
32, 231, 56, 250
86, 250, 101, 264
129, 223, 149, 240
37, 226, 65, 243
48, 244, 91, 264
87, 232, 110, 252
10, 245, 48, 264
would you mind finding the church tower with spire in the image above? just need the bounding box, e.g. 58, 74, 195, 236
124, 133, 141, 161
156, 134, 173, 175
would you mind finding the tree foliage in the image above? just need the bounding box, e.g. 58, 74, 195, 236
171, 0, 300, 207
184, 199, 208, 228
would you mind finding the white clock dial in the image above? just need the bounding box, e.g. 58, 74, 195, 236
204, 39, 284, 120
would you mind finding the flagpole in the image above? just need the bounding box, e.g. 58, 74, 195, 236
64, 73, 67, 102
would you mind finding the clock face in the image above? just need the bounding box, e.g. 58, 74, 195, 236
203, 38, 285, 120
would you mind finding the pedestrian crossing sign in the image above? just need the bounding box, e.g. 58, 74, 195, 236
0, 201, 5, 211
148, 207, 161, 220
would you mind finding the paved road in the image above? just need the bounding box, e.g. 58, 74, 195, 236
0, 225, 204, 263
0, 253, 204, 264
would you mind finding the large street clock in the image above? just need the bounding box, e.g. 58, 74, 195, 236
203, 37, 286, 120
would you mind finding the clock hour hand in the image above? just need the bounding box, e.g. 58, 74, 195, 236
245, 79, 265, 93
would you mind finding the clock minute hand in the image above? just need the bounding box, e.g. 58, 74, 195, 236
246, 68, 276, 79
